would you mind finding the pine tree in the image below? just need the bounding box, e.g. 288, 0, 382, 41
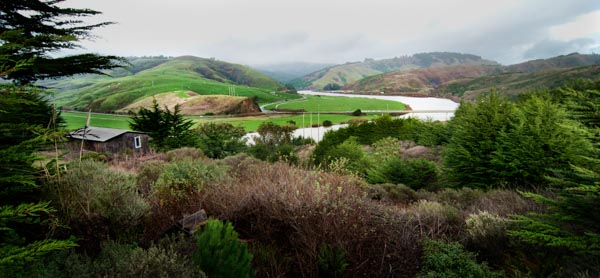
129, 99, 196, 150
1, 0, 122, 274
0, 0, 123, 85
193, 219, 254, 278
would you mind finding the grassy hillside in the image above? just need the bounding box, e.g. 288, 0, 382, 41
292, 52, 498, 90
347, 53, 600, 98
120, 91, 259, 115
437, 65, 600, 99
264, 95, 406, 112
51, 56, 298, 113
506, 53, 600, 73
347, 64, 504, 94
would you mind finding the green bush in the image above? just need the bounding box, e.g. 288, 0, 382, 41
322, 120, 333, 127
193, 218, 254, 278
137, 160, 166, 195
367, 157, 438, 190
153, 160, 228, 200
318, 244, 348, 278
465, 211, 511, 266
418, 239, 502, 278
28, 239, 205, 278
352, 109, 362, 116
48, 160, 150, 237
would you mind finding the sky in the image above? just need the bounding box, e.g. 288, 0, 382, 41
62, 0, 600, 66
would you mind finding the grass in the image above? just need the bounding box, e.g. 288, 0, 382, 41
62, 111, 132, 130
53, 57, 301, 112
62, 111, 383, 132
263, 95, 406, 112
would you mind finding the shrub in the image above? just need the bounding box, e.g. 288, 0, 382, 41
368, 183, 417, 204
250, 242, 292, 277
367, 157, 439, 190
409, 200, 461, 239
136, 160, 166, 195
47, 160, 150, 244
30, 239, 205, 277
193, 218, 254, 278
201, 159, 425, 276
318, 244, 348, 278
322, 120, 333, 127
352, 109, 362, 116
465, 211, 511, 266
418, 239, 502, 278
165, 147, 204, 161
153, 159, 228, 200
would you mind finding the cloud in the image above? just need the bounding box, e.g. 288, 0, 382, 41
523, 38, 598, 59
61, 0, 600, 65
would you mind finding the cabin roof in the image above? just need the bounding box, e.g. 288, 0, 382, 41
67, 126, 144, 142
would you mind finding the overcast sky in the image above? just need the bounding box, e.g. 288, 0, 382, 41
61, 0, 600, 66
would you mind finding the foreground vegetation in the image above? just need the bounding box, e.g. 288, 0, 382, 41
2, 1, 599, 277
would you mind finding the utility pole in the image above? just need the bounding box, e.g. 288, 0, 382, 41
317, 104, 320, 142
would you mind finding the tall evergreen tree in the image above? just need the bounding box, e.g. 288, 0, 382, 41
0, 0, 122, 274
0, 0, 123, 85
129, 99, 196, 150
443, 91, 518, 188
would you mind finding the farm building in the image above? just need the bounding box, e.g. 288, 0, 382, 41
67, 126, 152, 154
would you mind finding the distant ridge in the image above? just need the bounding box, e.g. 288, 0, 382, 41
291, 52, 498, 90
347, 53, 600, 99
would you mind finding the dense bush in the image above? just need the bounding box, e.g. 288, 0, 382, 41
165, 147, 205, 161
153, 159, 228, 200
47, 160, 150, 245
201, 158, 472, 276
194, 123, 247, 159
28, 236, 205, 277
418, 239, 502, 278
318, 244, 348, 278
193, 218, 254, 278
367, 157, 439, 190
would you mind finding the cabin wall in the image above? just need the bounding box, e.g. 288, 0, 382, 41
69, 133, 152, 155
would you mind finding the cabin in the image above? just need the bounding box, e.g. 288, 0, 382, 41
67, 126, 152, 154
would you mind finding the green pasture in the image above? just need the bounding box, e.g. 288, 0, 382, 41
62, 111, 383, 132
263, 95, 406, 112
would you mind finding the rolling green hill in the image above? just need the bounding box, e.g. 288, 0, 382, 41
50, 56, 298, 113
291, 52, 498, 90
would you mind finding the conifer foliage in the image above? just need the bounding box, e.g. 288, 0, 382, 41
1, 0, 122, 274
193, 218, 254, 278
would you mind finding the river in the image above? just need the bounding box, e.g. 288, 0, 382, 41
245, 90, 460, 143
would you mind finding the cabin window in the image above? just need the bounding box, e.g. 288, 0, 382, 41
134, 136, 142, 149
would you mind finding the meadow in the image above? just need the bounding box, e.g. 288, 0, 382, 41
263, 95, 406, 112
62, 111, 381, 132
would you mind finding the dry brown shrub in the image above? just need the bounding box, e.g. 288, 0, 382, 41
200, 155, 447, 277
165, 147, 204, 162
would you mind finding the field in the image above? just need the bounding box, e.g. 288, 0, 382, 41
52, 56, 300, 112
263, 95, 406, 112
62, 111, 382, 132
62, 112, 133, 130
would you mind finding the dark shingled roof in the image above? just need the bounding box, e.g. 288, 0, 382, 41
67, 126, 141, 142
